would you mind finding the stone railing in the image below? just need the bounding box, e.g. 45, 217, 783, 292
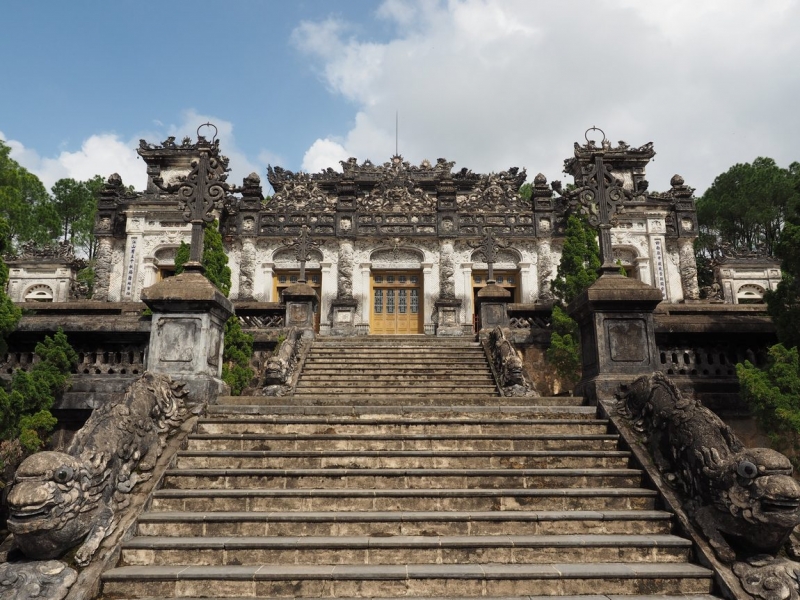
2, 302, 150, 379
233, 301, 285, 332
653, 303, 777, 415
485, 327, 539, 397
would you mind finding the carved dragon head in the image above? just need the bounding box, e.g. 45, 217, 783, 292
7, 451, 105, 559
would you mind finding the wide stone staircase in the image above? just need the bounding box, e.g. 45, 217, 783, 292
101, 336, 718, 599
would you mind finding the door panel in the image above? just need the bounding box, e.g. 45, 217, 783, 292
371, 271, 422, 334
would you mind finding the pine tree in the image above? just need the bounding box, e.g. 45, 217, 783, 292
546, 214, 600, 386
175, 221, 253, 395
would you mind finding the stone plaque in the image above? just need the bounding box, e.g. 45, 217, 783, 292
157, 317, 198, 363
606, 318, 648, 362
484, 304, 504, 326
289, 303, 310, 324
336, 310, 352, 323
206, 328, 221, 367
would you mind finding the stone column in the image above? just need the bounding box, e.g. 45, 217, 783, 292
518, 262, 534, 303
282, 283, 318, 339
238, 238, 256, 300
461, 263, 474, 331
262, 262, 275, 301
476, 282, 511, 336
141, 271, 234, 403
422, 262, 435, 334
678, 238, 701, 301
93, 237, 113, 301
536, 239, 554, 300
435, 240, 463, 336
567, 273, 662, 403
331, 240, 358, 335
359, 263, 372, 327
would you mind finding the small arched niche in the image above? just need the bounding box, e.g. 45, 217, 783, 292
24, 284, 54, 303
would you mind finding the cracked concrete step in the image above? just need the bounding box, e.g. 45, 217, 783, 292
196, 417, 609, 435
101, 562, 714, 598
160, 467, 643, 490
174, 450, 632, 470
150, 487, 658, 512
135, 510, 673, 537
208, 405, 591, 417
120, 533, 693, 566
186, 433, 620, 452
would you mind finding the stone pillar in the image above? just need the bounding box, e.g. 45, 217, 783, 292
536, 239, 554, 300
518, 262, 534, 303
461, 263, 474, 330
282, 283, 318, 339
475, 282, 511, 336
436, 240, 463, 336
678, 238, 701, 301
262, 262, 275, 301
359, 263, 372, 326
331, 240, 358, 336
141, 271, 234, 403
422, 262, 435, 334
238, 238, 256, 300
567, 273, 662, 403
93, 237, 113, 301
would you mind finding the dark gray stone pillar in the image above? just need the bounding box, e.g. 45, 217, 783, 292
567, 273, 662, 402
282, 283, 318, 338
476, 282, 511, 335
141, 271, 234, 402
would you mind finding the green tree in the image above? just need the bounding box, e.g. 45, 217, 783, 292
696, 157, 798, 258
0, 329, 78, 480
0, 139, 51, 246
546, 214, 600, 386
0, 218, 22, 354
45, 176, 104, 256
766, 222, 800, 349
737, 345, 800, 465
174, 221, 253, 395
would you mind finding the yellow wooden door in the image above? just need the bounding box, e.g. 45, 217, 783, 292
371, 271, 421, 334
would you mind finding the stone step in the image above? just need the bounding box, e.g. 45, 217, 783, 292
296, 373, 497, 382
121, 533, 693, 567
135, 509, 672, 537
101, 561, 713, 598
174, 450, 632, 470
186, 433, 619, 452
160, 468, 643, 490
197, 417, 608, 435
218, 396, 585, 408
150, 487, 658, 513
206, 407, 593, 418
303, 356, 490, 363
101, 595, 724, 600
295, 370, 495, 378
290, 385, 501, 395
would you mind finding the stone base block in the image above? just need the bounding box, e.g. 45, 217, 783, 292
174, 375, 230, 405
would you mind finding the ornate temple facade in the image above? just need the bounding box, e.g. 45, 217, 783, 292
88, 135, 702, 334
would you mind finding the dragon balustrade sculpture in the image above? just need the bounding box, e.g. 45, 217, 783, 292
619, 372, 800, 564
6, 372, 189, 567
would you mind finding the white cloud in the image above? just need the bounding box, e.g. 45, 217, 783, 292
291, 0, 800, 193
2, 130, 144, 191
302, 138, 352, 173
2, 110, 274, 193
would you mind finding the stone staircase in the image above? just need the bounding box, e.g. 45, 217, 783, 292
101, 336, 719, 599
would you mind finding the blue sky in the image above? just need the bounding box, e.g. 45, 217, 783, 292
2, 0, 800, 195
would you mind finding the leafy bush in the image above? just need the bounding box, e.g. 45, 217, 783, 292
545, 214, 600, 385
737, 344, 800, 464
0, 329, 77, 476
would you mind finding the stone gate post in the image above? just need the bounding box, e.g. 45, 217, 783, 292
567, 273, 662, 402
141, 271, 234, 402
